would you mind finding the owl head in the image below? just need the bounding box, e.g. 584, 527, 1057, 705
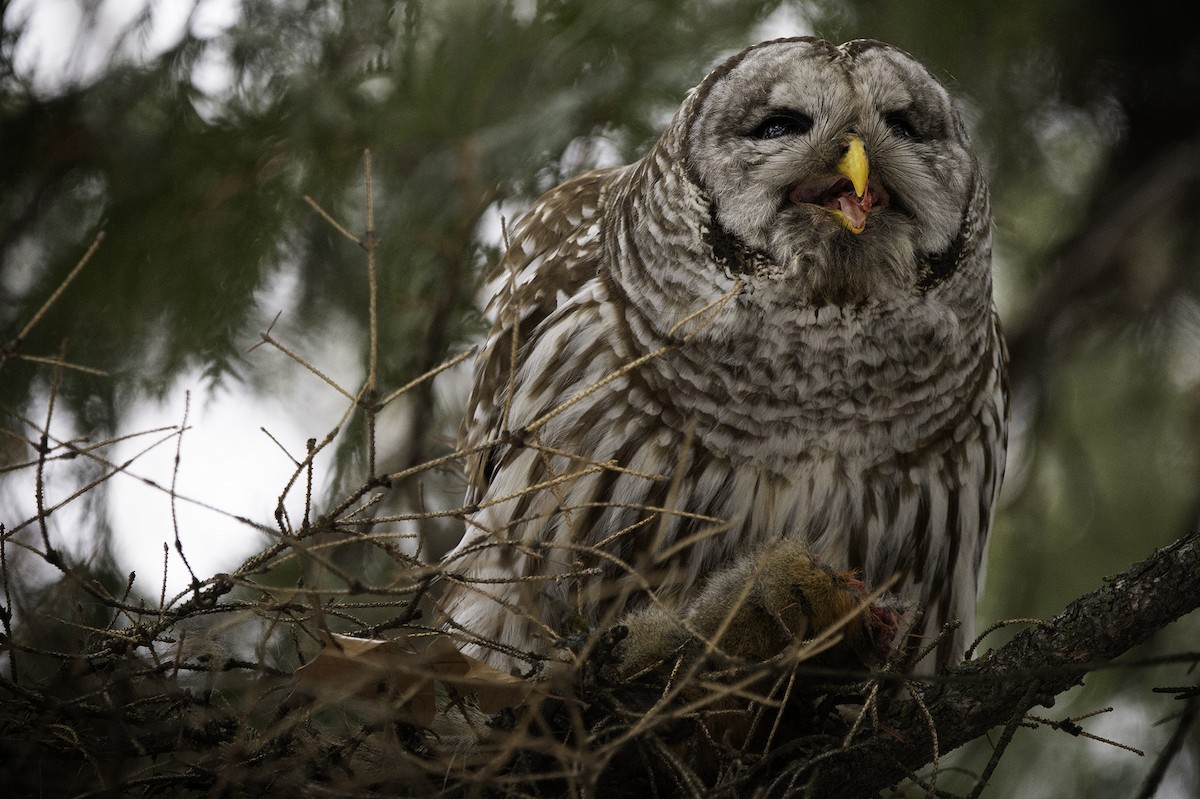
666, 37, 989, 310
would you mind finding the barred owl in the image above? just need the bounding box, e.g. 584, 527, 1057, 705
441, 37, 1007, 671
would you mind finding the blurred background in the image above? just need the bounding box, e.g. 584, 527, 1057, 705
2, 0, 1197, 795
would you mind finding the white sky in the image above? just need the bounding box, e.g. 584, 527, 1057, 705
3, 0, 330, 595
6, 0, 240, 94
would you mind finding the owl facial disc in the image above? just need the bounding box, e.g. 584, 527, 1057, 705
787, 136, 889, 233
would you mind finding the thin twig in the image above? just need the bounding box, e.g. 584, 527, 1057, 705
499, 214, 519, 436
966, 684, 1042, 799
0, 531, 17, 684
33, 340, 69, 569
303, 196, 361, 245
3, 232, 104, 363
966, 617, 1051, 660
256, 330, 357, 401
170, 391, 199, 589
375, 345, 477, 409
363, 149, 379, 477
1136, 692, 1200, 799
9, 354, 109, 376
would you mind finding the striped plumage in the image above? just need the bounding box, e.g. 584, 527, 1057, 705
441, 37, 1008, 671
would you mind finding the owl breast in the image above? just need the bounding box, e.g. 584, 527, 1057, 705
445, 266, 1004, 667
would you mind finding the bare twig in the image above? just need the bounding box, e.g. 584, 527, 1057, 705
170, 391, 199, 589
802, 528, 1200, 796
1136, 691, 1200, 799
1, 232, 104, 366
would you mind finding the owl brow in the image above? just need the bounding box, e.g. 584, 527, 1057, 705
684, 37, 823, 140
694, 37, 822, 98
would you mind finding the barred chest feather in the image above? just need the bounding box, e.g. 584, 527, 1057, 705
444, 263, 1006, 668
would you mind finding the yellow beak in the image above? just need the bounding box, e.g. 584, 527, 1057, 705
836, 136, 869, 199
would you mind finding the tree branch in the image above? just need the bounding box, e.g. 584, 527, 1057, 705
803, 527, 1200, 795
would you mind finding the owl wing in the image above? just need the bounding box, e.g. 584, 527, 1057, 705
461, 167, 622, 506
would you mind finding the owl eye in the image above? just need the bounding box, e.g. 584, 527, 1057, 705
748, 112, 814, 140
885, 111, 921, 140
